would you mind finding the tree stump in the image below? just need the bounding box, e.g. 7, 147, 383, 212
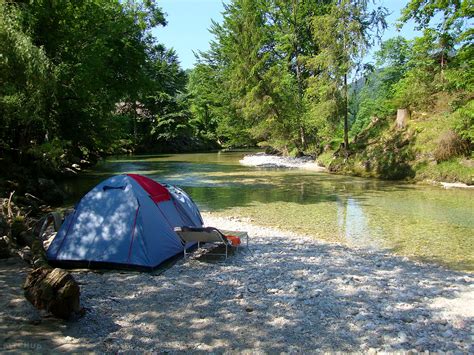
396, 108, 410, 129
23, 267, 81, 319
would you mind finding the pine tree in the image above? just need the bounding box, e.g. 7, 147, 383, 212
308, 0, 386, 154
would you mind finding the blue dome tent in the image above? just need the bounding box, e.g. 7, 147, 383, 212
47, 174, 203, 270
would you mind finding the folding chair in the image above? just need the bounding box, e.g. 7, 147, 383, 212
174, 226, 248, 259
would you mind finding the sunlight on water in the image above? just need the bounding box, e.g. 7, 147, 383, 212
59, 151, 474, 271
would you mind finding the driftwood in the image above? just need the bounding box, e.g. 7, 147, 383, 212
24, 267, 81, 319
1, 195, 81, 319
23, 211, 81, 319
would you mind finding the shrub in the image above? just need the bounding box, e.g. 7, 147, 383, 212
434, 130, 470, 162
452, 100, 474, 144
26, 138, 71, 175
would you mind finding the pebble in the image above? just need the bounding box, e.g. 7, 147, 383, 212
443, 330, 454, 337
398, 332, 408, 343
1, 213, 472, 353
365, 322, 376, 331
247, 285, 258, 293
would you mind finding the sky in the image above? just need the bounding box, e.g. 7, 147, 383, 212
153, 0, 226, 69
153, 0, 420, 70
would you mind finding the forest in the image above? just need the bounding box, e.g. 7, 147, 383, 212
1, 0, 473, 196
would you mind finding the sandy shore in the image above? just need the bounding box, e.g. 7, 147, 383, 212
1, 212, 473, 352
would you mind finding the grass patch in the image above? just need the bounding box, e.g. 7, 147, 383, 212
416, 158, 474, 184
316, 150, 335, 168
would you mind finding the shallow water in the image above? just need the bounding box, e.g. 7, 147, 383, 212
60, 151, 474, 271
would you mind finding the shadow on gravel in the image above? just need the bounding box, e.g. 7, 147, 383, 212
69, 239, 473, 352
1, 239, 472, 352
0, 257, 119, 352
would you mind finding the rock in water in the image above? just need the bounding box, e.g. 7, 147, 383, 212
23, 267, 81, 319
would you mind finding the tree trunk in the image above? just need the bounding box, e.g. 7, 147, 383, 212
396, 108, 410, 129
343, 73, 349, 153
292, 0, 307, 151
299, 125, 306, 149
133, 101, 138, 141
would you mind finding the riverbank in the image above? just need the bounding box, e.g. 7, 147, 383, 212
1, 212, 472, 352
314, 110, 473, 185
239, 152, 474, 189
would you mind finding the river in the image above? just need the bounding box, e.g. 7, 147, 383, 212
60, 151, 474, 271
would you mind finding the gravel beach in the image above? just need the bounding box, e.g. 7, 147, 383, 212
1, 212, 473, 352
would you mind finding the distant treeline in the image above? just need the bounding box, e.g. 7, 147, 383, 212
0, 0, 472, 183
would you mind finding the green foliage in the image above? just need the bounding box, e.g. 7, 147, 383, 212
1, 0, 471, 186
350, 37, 410, 136
0, 2, 54, 155
399, 0, 472, 37
350, 97, 393, 136
194, 0, 298, 150
20, 0, 154, 151
136, 46, 194, 150
329, 127, 417, 180
416, 158, 474, 184
26, 138, 72, 176
444, 42, 474, 92
1, 0, 204, 182
391, 31, 444, 110
452, 100, 474, 143
192, 0, 387, 155
393, 0, 473, 110
187, 62, 252, 148
306, 0, 386, 150
188, 64, 221, 142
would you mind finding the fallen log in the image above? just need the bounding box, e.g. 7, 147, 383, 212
23, 211, 81, 320
23, 267, 81, 319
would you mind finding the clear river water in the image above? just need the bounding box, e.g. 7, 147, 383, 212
60, 151, 474, 271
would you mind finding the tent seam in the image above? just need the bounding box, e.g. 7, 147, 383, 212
127, 201, 141, 263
